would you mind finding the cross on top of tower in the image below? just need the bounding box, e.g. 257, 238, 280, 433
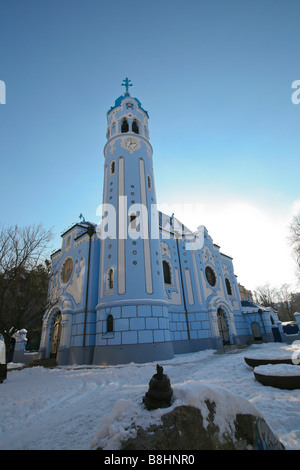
121, 77, 132, 95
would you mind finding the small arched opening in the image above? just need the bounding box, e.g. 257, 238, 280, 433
129, 213, 138, 231
121, 118, 129, 133
110, 160, 115, 175
107, 314, 114, 333
225, 278, 232, 296
163, 260, 172, 285
108, 268, 114, 290
132, 120, 139, 134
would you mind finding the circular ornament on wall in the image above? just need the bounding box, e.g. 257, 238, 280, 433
205, 266, 217, 287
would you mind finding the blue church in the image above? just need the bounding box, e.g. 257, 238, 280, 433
38, 79, 282, 365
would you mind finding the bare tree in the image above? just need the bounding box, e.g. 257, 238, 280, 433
253, 283, 278, 310
0, 224, 55, 361
276, 284, 295, 322
289, 211, 300, 281
253, 283, 299, 322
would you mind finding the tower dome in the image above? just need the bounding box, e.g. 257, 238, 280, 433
108, 78, 149, 122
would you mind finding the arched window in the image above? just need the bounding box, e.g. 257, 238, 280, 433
121, 118, 129, 133
148, 175, 152, 190
107, 314, 114, 333
132, 120, 139, 134
108, 268, 114, 290
110, 160, 115, 175
225, 278, 232, 295
251, 322, 262, 341
129, 212, 138, 230
163, 260, 172, 285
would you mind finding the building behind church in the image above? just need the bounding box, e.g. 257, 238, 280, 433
37, 80, 286, 366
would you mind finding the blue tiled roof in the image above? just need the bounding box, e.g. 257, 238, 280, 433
241, 300, 259, 308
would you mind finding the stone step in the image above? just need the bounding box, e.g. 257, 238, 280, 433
26, 358, 58, 368
214, 344, 248, 355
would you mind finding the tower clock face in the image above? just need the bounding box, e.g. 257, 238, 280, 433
122, 137, 139, 152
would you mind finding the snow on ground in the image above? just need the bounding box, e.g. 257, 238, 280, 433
254, 364, 300, 376
0, 342, 300, 450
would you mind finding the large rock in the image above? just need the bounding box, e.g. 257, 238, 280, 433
91, 383, 285, 451
121, 404, 284, 450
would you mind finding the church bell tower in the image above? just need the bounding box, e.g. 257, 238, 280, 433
93, 79, 174, 364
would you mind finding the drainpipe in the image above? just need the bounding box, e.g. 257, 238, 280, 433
258, 309, 267, 337
83, 225, 95, 348
76, 224, 96, 349
175, 235, 190, 340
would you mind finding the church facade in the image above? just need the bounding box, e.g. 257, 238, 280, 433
38, 80, 281, 366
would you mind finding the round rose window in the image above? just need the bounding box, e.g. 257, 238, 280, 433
205, 266, 216, 287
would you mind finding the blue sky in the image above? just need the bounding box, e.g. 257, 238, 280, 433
1, 0, 300, 291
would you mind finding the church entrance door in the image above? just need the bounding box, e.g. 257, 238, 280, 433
217, 308, 230, 345
50, 312, 62, 358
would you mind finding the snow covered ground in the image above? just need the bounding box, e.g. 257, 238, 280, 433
0, 342, 300, 450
